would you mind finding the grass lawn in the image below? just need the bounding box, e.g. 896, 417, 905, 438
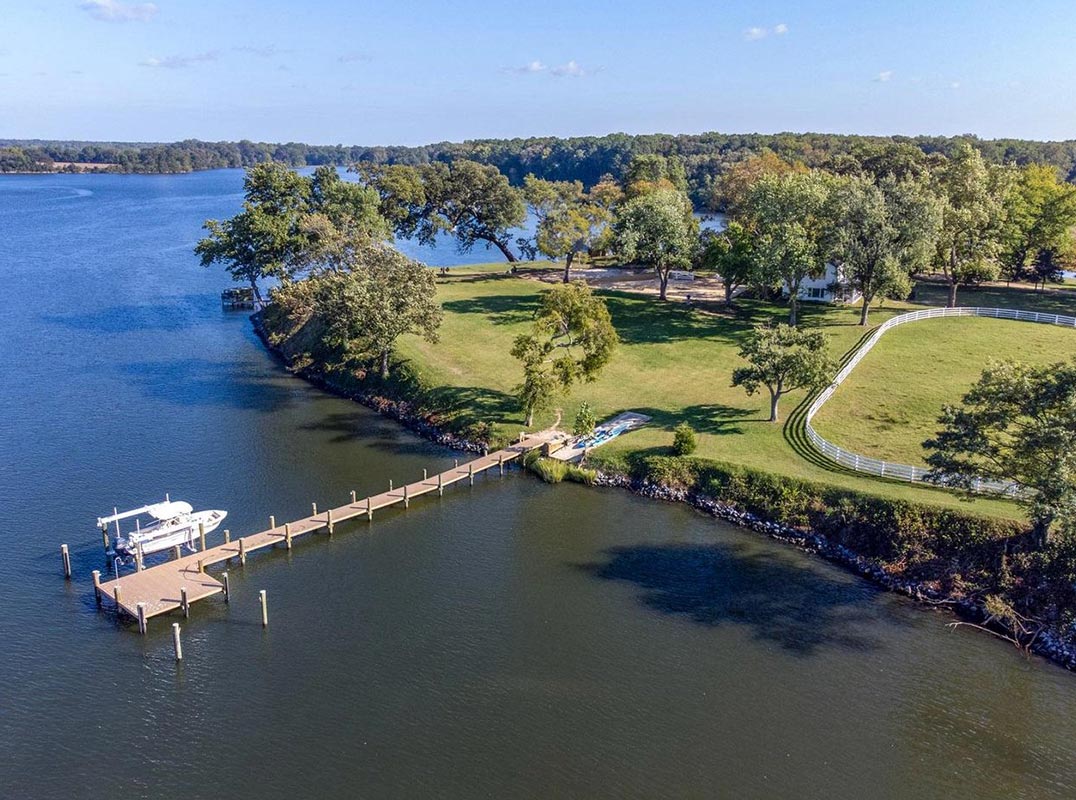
811, 317, 1076, 466
391, 264, 1076, 519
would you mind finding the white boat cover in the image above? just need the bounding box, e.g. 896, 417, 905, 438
97, 500, 193, 526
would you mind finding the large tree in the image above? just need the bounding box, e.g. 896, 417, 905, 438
523, 176, 612, 282
714, 150, 806, 216
731, 324, 834, 423
999, 164, 1076, 286
826, 175, 942, 325
197, 162, 386, 298
933, 142, 1008, 307
357, 159, 526, 262
744, 170, 833, 326
924, 358, 1076, 548
614, 188, 700, 301
511, 282, 618, 426
700, 221, 758, 307
276, 244, 442, 379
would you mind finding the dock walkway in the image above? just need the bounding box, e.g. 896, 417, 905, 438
95, 431, 562, 627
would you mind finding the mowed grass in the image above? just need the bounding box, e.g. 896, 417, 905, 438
392, 264, 1076, 519
812, 317, 1076, 466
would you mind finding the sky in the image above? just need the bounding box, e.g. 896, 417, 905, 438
2, 0, 1076, 145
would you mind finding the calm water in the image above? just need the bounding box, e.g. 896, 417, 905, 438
1, 170, 1075, 799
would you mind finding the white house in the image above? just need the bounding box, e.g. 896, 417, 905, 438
783, 263, 861, 304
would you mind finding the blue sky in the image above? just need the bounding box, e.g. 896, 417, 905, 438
3, 0, 1076, 144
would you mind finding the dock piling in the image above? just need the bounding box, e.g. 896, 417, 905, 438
92, 570, 102, 606
113, 585, 122, 612
350, 490, 356, 504
312, 502, 317, 516
367, 497, 372, 520
469, 462, 474, 486
101, 528, 110, 552
239, 538, 246, 565
499, 454, 504, 475
181, 587, 189, 618
270, 515, 276, 530
259, 590, 268, 627
224, 529, 230, 544
438, 472, 444, 496
172, 623, 183, 661
326, 508, 334, 535
423, 468, 428, 480
199, 522, 206, 552
173, 545, 181, 560
389, 479, 393, 491
60, 544, 71, 580
222, 571, 230, 603
136, 602, 147, 635
135, 541, 144, 572
284, 523, 292, 550
403, 484, 409, 508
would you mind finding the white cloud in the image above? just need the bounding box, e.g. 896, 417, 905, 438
874, 70, 893, 82
505, 60, 547, 74
745, 24, 789, 40
140, 51, 219, 69
550, 60, 586, 77
79, 0, 158, 23
338, 52, 371, 64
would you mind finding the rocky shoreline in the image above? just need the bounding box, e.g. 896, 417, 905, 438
251, 313, 1076, 672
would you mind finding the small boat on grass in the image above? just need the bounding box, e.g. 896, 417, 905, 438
97, 498, 227, 559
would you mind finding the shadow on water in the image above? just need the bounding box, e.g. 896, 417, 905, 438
40, 295, 216, 335
118, 359, 297, 413
578, 542, 887, 656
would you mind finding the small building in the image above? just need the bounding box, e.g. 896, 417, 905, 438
784, 263, 861, 304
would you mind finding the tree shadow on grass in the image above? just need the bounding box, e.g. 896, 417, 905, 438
577, 541, 885, 656
629, 403, 760, 437
440, 295, 536, 326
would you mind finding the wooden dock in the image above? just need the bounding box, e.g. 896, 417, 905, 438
94, 431, 563, 628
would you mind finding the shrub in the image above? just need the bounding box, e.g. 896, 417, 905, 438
672, 422, 698, 456
573, 401, 597, 436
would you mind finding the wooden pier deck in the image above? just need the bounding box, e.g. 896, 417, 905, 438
95, 432, 563, 626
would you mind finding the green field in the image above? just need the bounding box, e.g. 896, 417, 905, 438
811, 316, 1076, 466
390, 266, 1076, 519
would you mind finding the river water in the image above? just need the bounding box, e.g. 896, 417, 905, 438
1, 170, 1075, 799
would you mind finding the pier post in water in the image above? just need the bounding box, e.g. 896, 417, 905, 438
181, 586, 189, 618
367, 497, 373, 520
101, 527, 110, 552
327, 508, 334, 536
499, 454, 504, 475
350, 490, 356, 504
60, 544, 71, 580
136, 602, 147, 635
224, 529, 230, 544
259, 590, 268, 627
284, 523, 292, 550
423, 468, 428, 481
311, 502, 317, 516
269, 515, 276, 530
172, 623, 183, 661
403, 484, 409, 508
239, 538, 246, 566
438, 472, 444, 496
198, 522, 206, 552
135, 541, 144, 572
113, 585, 122, 613
389, 479, 393, 492
222, 572, 230, 603
469, 462, 474, 486
92, 570, 102, 606
172, 545, 181, 560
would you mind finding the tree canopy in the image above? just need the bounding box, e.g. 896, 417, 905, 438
731, 324, 835, 423
511, 282, 618, 426
924, 358, 1076, 547
614, 189, 699, 300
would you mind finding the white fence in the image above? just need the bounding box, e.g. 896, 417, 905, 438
804, 306, 1076, 495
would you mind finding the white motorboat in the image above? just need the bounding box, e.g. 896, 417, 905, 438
97, 498, 227, 559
